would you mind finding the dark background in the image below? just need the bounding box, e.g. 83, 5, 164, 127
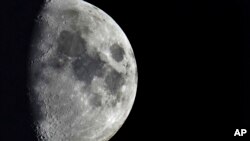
0, 0, 248, 140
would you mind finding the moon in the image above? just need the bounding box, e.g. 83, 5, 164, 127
28, 0, 138, 141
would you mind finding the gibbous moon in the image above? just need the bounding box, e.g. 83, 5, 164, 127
28, 0, 138, 141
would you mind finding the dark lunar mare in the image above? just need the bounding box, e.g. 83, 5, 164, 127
55, 30, 106, 85
105, 69, 125, 94
72, 52, 105, 84
89, 93, 103, 107
55, 30, 127, 107
50, 54, 69, 70
57, 30, 87, 57
110, 43, 125, 62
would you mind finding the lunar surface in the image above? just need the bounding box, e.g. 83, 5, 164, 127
28, 0, 137, 141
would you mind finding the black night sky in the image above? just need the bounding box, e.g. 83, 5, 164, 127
0, 0, 248, 140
